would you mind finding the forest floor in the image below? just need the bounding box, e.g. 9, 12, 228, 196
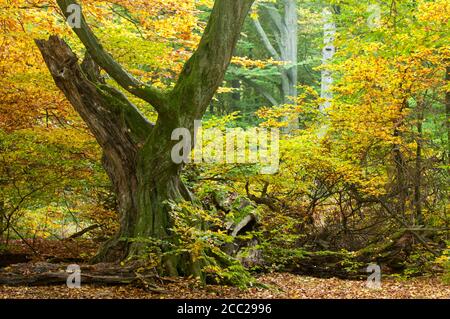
0, 239, 449, 299
0, 273, 449, 299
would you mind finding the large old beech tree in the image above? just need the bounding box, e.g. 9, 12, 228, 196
36, 0, 255, 276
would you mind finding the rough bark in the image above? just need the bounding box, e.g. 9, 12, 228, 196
36, 0, 254, 277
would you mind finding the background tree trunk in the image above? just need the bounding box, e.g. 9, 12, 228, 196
320, 7, 336, 112
253, 0, 299, 130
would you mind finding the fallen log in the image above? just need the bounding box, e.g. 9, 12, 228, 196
67, 224, 101, 240
263, 229, 433, 280
0, 253, 32, 268
0, 262, 166, 292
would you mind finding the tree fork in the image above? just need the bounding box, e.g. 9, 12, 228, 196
36, 0, 255, 278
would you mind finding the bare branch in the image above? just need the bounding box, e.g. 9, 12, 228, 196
252, 17, 281, 60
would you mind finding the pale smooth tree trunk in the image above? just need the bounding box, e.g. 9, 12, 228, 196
252, 0, 299, 130
320, 7, 336, 112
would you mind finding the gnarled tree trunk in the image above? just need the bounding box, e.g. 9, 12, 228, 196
36, 0, 254, 277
